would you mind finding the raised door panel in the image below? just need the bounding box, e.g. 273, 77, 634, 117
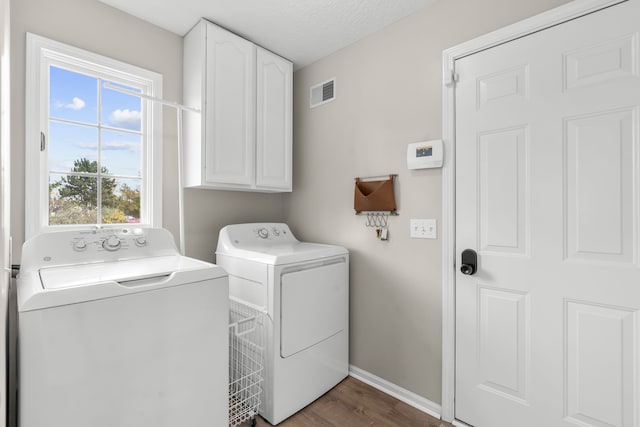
565, 301, 637, 427
256, 48, 292, 191
205, 23, 256, 186
477, 286, 530, 403
564, 108, 635, 264
478, 126, 529, 255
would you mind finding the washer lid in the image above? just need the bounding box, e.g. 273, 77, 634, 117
18, 255, 227, 312
39, 255, 218, 289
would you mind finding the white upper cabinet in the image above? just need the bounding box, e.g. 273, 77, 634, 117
203, 23, 256, 186
183, 20, 293, 192
256, 47, 293, 191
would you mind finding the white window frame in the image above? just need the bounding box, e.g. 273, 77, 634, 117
25, 33, 162, 239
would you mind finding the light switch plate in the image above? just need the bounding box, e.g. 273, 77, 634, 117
410, 219, 437, 239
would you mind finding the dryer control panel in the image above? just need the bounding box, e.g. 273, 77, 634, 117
218, 223, 298, 249
254, 225, 292, 241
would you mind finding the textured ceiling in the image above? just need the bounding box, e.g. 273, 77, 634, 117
99, 0, 438, 69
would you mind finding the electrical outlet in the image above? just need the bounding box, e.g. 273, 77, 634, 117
410, 219, 437, 239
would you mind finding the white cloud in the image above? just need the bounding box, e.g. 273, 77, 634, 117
66, 97, 86, 110
73, 140, 139, 153
73, 142, 98, 149
109, 109, 141, 130
102, 140, 140, 152
53, 97, 86, 110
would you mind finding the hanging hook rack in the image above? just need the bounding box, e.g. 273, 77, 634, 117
353, 173, 398, 241
356, 210, 399, 217
363, 212, 390, 228
361, 212, 392, 241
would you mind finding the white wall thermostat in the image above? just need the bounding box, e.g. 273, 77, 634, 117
407, 139, 443, 169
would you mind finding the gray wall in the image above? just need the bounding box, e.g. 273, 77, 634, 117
287, 0, 569, 403
10, 0, 285, 262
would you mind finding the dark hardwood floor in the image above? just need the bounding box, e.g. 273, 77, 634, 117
243, 376, 454, 427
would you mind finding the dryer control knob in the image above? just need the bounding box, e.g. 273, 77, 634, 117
257, 228, 269, 239
102, 236, 121, 251
134, 236, 147, 247
272, 228, 281, 236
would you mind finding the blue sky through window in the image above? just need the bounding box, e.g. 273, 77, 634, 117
49, 66, 98, 124
48, 65, 143, 224
48, 65, 142, 181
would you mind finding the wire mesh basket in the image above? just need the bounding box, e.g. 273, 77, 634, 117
229, 298, 266, 427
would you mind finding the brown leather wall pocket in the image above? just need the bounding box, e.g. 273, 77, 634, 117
354, 175, 397, 214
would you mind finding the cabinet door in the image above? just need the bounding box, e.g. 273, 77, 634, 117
255, 47, 292, 191
205, 23, 256, 186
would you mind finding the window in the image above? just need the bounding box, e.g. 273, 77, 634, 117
25, 33, 162, 238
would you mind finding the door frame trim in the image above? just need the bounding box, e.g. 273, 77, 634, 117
440, 0, 628, 422
0, 0, 9, 425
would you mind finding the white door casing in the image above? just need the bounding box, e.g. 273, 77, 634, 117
449, 1, 640, 426
0, 0, 9, 425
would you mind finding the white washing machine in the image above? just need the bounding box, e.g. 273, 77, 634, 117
216, 223, 349, 425
17, 227, 229, 427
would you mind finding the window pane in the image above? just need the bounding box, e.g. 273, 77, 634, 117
100, 129, 141, 177
102, 178, 141, 224
101, 81, 142, 131
49, 66, 98, 125
49, 173, 98, 225
48, 121, 98, 174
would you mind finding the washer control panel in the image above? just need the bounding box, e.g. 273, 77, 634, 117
20, 227, 179, 274
70, 227, 149, 253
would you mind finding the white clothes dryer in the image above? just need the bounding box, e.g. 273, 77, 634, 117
17, 227, 229, 427
216, 223, 349, 425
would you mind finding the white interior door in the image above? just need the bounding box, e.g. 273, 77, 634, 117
455, 1, 640, 426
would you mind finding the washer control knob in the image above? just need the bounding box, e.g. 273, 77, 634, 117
73, 239, 88, 251
272, 228, 281, 236
134, 236, 147, 247
257, 228, 269, 239
102, 236, 121, 251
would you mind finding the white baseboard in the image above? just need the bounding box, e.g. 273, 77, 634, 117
348, 365, 442, 420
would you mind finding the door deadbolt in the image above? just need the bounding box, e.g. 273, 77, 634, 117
460, 249, 477, 275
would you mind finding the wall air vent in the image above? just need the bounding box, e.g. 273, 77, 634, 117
309, 78, 336, 108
